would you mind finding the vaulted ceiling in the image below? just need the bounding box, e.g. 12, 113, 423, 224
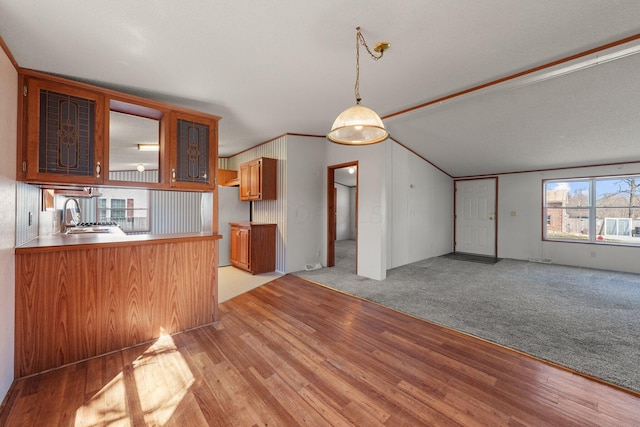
1, 1, 639, 177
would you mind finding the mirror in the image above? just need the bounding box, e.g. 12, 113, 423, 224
109, 111, 160, 183
75, 187, 151, 233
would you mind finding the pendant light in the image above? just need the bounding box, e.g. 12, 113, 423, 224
328, 27, 390, 145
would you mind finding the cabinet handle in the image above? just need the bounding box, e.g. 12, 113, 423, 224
171, 168, 176, 182
96, 162, 101, 178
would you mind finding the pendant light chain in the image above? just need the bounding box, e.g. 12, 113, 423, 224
354, 27, 385, 105
327, 26, 390, 145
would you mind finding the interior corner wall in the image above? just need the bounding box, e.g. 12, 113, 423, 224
0, 46, 17, 402
388, 142, 454, 269
498, 162, 640, 273
285, 135, 326, 272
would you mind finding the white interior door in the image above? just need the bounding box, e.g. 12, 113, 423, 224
455, 178, 497, 256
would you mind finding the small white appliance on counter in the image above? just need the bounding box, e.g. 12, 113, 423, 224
218, 185, 250, 266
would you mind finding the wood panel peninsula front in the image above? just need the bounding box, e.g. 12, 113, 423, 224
15, 233, 221, 378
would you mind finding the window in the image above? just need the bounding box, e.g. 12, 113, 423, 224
544, 176, 640, 245
96, 188, 150, 232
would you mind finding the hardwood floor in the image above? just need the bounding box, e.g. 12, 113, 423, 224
2, 274, 639, 426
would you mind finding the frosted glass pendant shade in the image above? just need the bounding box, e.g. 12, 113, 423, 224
327, 104, 389, 145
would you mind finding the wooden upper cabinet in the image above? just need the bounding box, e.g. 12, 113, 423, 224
217, 169, 238, 186
239, 157, 277, 201
18, 71, 220, 191
169, 111, 219, 190
21, 77, 105, 185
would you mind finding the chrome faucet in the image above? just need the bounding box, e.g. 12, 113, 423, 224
63, 198, 81, 230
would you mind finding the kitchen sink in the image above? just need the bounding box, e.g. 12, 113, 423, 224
66, 227, 115, 234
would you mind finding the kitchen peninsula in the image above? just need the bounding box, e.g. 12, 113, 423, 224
14, 71, 223, 378
15, 232, 220, 378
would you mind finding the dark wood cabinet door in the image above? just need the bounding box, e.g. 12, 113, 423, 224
238, 157, 277, 201
170, 111, 218, 190
24, 78, 105, 184
229, 222, 275, 274
239, 163, 250, 200
237, 227, 250, 270
248, 160, 261, 199
230, 224, 251, 271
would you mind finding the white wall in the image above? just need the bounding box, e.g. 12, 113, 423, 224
286, 135, 325, 272
349, 187, 356, 239
226, 135, 453, 279
388, 143, 454, 268
498, 162, 640, 273
0, 46, 17, 404
335, 183, 352, 240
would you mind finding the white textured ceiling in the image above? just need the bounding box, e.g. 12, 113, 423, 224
1, 0, 639, 176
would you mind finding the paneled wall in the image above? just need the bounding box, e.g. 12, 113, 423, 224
388, 142, 454, 269
149, 190, 202, 234
15, 182, 40, 246
16, 185, 203, 241
109, 169, 159, 183
226, 136, 287, 273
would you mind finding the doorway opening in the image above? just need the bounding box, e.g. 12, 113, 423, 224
327, 162, 358, 274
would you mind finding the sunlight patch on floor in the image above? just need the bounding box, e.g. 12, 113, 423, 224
74, 332, 194, 426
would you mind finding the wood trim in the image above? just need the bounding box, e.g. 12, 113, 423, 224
220, 34, 640, 178
16, 72, 25, 181
390, 137, 453, 178
15, 233, 222, 254
452, 180, 457, 253
327, 168, 336, 267
495, 176, 499, 257
456, 160, 640, 180
327, 161, 359, 273
383, 33, 640, 121
227, 133, 289, 158
453, 177, 498, 257
0, 35, 19, 71
355, 163, 359, 274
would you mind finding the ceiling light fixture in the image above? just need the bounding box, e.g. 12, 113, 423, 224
347, 166, 356, 174
137, 143, 159, 151
327, 27, 390, 145
136, 163, 145, 172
